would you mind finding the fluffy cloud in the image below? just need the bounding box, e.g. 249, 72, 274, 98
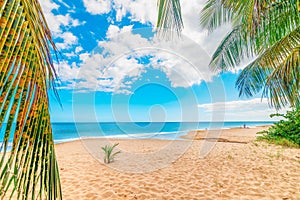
55, 62, 80, 83
56, 32, 78, 49
82, 0, 230, 55
113, 0, 157, 24
69, 26, 147, 93
198, 98, 270, 112
39, 0, 59, 14
55, 23, 217, 93
75, 46, 84, 53
198, 98, 290, 121
40, 0, 83, 50
53, 0, 234, 94
40, 1, 81, 34
105, 24, 134, 39
82, 0, 157, 24
82, 0, 112, 15
60, 52, 144, 94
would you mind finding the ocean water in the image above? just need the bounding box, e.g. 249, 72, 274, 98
52, 121, 274, 143
1, 122, 275, 146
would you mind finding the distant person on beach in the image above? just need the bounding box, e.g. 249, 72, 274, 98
243, 124, 246, 128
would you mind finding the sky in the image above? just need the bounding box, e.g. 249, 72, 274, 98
42, 0, 288, 122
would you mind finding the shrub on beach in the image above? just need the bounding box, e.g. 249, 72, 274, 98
257, 108, 300, 147
102, 143, 121, 164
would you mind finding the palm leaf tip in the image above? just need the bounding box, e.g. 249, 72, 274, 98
0, 0, 61, 199
156, 0, 184, 38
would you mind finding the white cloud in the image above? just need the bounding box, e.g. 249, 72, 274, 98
44, 0, 230, 62
55, 62, 80, 83
40, 1, 82, 34
82, 0, 112, 15
56, 23, 218, 93
56, 32, 78, 49
103, 0, 230, 56
40, 0, 83, 51
64, 52, 76, 58
39, 0, 59, 13
198, 98, 290, 121
105, 25, 133, 39
75, 46, 84, 53
75, 47, 145, 93
52, 1, 237, 93
198, 98, 269, 112
83, 0, 157, 24
113, 0, 157, 24
80, 0, 234, 73
79, 53, 90, 62
98, 25, 150, 56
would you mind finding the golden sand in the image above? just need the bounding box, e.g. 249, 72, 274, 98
56, 126, 300, 199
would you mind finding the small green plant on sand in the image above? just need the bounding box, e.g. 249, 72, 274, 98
227, 154, 233, 160
101, 143, 121, 164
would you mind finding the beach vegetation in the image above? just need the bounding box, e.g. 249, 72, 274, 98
269, 159, 273, 165
157, 1, 300, 109
227, 154, 233, 160
213, 179, 223, 188
275, 151, 281, 160
0, 0, 61, 199
252, 141, 259, 147
102, 143, 121, 164
257, 108, 300, 148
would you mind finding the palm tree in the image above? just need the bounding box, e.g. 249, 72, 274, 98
0, 0, 61, 199
157, 0, 300, 110
156, 0, 184, 38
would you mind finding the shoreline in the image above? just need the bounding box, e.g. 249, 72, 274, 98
54, 125, 273, 146
180, 125, 272, 143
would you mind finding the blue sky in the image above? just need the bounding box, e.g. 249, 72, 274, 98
43, 0, 287, 122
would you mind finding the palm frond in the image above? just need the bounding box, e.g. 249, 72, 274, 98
256, 0, 299, 50
202, 0, 299, 55
200, 0, 235, 32
236, 27, 300, 109
156, 0, 183, 38
263, 46, 300, 109
209, 25, 255, 71
201, 0, 264, 71
235, 61, 271, 98
0, 0, 61, 199
200, 0, 300, 109
200, 0, 266, 33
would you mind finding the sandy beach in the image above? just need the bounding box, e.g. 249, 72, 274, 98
56, 126, 300, 199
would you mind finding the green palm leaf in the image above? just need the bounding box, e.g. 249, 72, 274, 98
156, 0, 183, 38
209, 25, 255, 71
0, 0, 61, 199
200, 0, 237, 33
236, 28, 300, 109
200, 0, 300, 109
157, 0, 300, 108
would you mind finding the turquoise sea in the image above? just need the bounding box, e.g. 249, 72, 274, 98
1, 122, 275, 147
52, 121, 275, 143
